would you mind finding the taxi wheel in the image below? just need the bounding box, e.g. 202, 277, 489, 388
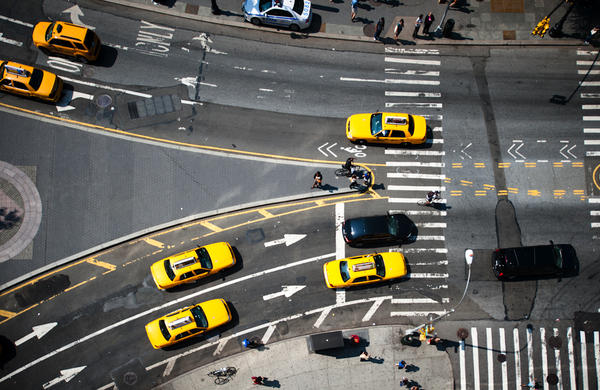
76, 56, 89, 64
290, 24, 300, 32
40, 47, 52, 56
251, 18, 261, 26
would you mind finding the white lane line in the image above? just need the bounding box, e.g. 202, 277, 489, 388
584, 128, 600, 133
391, 298, 449, 304
567, 328, 576, 390
386, 162, 444, 168
387, 173, 446, 180
472, 327, 480, 390
407, 272, 448, 278
385, 57, 441, 66
163, 358, 176, 377
460, 338, 467, 390
336, 289, 345, 305
385, 103, 443, 108
499, 328, 508, 390
487, 328, 494, 390
527, 327, 534, 383
541, 328, 548, 390
362, 296, 386, 322
307, 296, 393, 328
0, 252, 336, 384
389, 210, 447, 217
581, 331, 589, 390
582, 93, 600, 98
594, 331, 600, 390
0, 33, 23, 47
514, 328, 522, 390
0, 14, 34, 27
385, 149, 445, 156
385, 91, 442, 98
60, 76, 153, 98
388, 185, 446, 191
312, 306, 333, 328
389, 198, 447, 204
340, 77, 385, 83
415, 222, 446, 228
385, 70, 440, 76
213, 338, 229, 355
261, 324, 276, 345
391, 310, 447, 317
393, 247, 448, 254
554, 328, 563, 390
385, 79, 441, 86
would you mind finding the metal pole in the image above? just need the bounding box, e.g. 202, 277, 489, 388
434, 2, 451, 38
405, 249, 473, 335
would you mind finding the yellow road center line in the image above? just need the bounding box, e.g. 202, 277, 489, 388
200, 221, 223, 232
86, 259, 117, 271
143, 238, 165, 248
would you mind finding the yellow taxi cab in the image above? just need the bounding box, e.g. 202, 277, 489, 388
323, 252, 407, 289
145, 298, 232, 349
346, 112, 427, 146
0, 60, 63, 102
32, 21, 101, 64
150, 242, 236, 290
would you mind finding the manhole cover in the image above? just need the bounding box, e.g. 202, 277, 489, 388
245, 228, 265, 244
363, 24, 376, 37
497, 354, 506, 363
546, 373, 558, 385
583, 319, 596, 332
369, 0, 383, 6
123, 372, 137, 385
457, 328, 469, 340
548, 336, 562, 349
83, 67, 94, 78
97, 94, 112, 108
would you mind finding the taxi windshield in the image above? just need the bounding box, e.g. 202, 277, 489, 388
339, 261, 350, 282
29, 69, 44, 91
84, 29, 95, 49
374, 255, 385, 277
45, 22, 55, 41
190, 305, 208, 328
370, 113, 383, 136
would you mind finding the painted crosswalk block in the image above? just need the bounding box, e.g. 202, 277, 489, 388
456, 326, 600, 390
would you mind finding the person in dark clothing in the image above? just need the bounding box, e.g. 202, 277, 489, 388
374, 18, 385, 41
422, 12, 435, 34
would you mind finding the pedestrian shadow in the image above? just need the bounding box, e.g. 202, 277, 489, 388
263, 378, 281, 388
374, 0, 402, 7
353, 17, 373, 25
358, 3, 375, 12
393, 38, 416, 45
316, 184, 339, 193
368, 356, 385, 364
371, 183, 385, 190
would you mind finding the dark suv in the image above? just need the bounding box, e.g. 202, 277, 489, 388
492, 241, 577, 279
342, 214, 413, 247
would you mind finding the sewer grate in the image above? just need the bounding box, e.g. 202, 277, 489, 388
97, 94, 112, 108
123, 372, 137, 385
127, 101, 139, 119
127, 94, 182, 120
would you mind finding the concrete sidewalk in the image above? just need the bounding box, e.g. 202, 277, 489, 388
102, 0, 597, 46
156, 325, 452, 390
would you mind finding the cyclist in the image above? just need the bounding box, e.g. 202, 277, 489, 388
342, 157, 356, 176
425, 191, 440, 205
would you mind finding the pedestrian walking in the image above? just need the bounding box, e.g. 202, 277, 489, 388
374, 17, 385, 41
311, 171, 323, 188
351, 0, 358, 22
521, 379, 538, 389
413, 15, 423, 39
252, 376, 265, 385
394, 19, 404, 42
349, 174, 359, 189
359, 351, 371, 361
585, 25, 600, 44
395, 360, 407, 369
363, 171, 371, 187
422, 12, 435, 34
400, 377, 409, 387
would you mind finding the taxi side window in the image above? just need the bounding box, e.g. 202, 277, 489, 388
193, 269, 208, 276
368, 275, 382, 281
12, 81, 28, 90
174, 332, 190, 340
390, 131, 406, 138
1, 79, 12, 87
353, 276, 368, 283
179, 272, 194, 280
49, 39, 73, 48
267, 9, 292, 17
74, 42, 85, 50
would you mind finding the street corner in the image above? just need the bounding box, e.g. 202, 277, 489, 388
584, 155, 600, 197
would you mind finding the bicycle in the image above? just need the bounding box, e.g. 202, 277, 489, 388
208, 366, 237, 385
417, 192, 444, 206
334, 165, 361, 177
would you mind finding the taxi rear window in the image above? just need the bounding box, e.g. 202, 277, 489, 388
29, 69, 44, 91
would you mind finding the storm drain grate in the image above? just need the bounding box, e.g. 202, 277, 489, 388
127, 94, 183, 120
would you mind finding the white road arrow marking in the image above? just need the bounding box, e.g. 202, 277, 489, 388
460, 143, 472, 159
264, 234, 306, 247
0, 33, 23, 47
317, 142, 338, 157
42, 366, 86, 389
263, 285, 306, 301
15, 323, 58, 346
62, 5, 96, 30
508, 142, 525, 160
567, 145, 577, 159
192, 33, 227, 55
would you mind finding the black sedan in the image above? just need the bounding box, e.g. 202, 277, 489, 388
492, 242, 578, 279
342, 214, 413, 247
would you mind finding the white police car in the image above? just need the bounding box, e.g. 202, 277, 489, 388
242, 0, 312, 31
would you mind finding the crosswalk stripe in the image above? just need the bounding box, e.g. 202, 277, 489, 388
499, 328, 508, 390
385, 79, 441, 85
390, 310, 447, 316
415, 222, 446, 228
390, 297, 449, 304
389, 197, 447, 203
591, 222, 600, 228
407, 272, 448, 278
582, 93, 600, 98
472, 327, 481, 390
385, 149, 445, 156
584, 140, 600, 145
581, 331, 589, 390
579, 70, 600, 75
590, 211, 600, 215
384, 70, 440, 76
385, 91, 442, 97
583, 105, 600, 109
392, 247, 448, 253
577, 61, 600, 66
389, 210, 447, 216
584, 128, 600, 133
540, 328, 549, 390
583, 116, 600, 121
415, 235, 445, 240
387, 162, 444, 168
581, 82, 600, 86
487, 328, 494, 390
527, 328, 534, 383
460, 339, 467, 390
425, 138, 444, 144
385, 102, 443, 108
388, 185, 446, 191
388, 173, 446, 179
587, 151, 600, 156
567, 327, 576, 390
385, 57, 441, 66
594, 332, 600, 390
408, 260, 448, 265
384, 47, 440, 55
554, 328, 563, 390
514, 328, 522, 390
